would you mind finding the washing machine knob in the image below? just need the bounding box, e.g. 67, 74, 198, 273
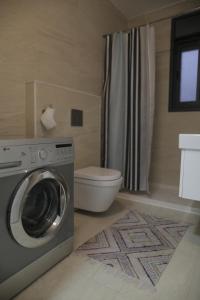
39, 149, 48, 160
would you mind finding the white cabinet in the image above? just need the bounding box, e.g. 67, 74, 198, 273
179, 134, 200, 201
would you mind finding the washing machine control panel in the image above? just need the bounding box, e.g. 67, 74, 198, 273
38, 149, 48, 160
0, 138, 73, 176
29, 143, 73, 165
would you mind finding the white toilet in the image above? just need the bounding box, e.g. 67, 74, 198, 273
74, 166, 123, 212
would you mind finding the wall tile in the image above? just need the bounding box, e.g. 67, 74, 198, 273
0, 0, 127, 141
26, 81, 101, 169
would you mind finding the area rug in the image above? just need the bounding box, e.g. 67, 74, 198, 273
76, 210, 190, 287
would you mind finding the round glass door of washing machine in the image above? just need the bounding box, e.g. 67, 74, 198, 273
9, 169, 69, 248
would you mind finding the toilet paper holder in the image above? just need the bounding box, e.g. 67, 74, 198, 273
41, 104, 53, 114
40, 105, 57, 130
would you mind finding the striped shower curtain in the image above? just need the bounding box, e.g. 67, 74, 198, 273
101, 26, 155, 192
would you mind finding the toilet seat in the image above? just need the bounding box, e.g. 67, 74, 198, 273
74, 176, 123, 187
74, 166, 121, 181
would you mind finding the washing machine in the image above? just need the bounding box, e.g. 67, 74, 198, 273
0, 137, 74, 300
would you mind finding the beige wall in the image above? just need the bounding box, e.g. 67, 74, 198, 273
26, 80, 101, 169
0, 0, 126, 138
129, 0, 200, 205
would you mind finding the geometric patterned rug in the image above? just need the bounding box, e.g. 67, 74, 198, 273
76, 210, 190, 287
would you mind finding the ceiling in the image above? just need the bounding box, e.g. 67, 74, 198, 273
110, 0, 188, 20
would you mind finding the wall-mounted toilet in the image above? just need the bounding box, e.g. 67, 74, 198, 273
74, 166, 123, 212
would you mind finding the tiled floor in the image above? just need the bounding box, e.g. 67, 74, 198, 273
15, 197, 200, 300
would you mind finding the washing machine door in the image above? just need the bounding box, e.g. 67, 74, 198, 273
9, 169, 69, 248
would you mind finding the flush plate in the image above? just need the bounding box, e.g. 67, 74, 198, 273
71, 109, 83, 127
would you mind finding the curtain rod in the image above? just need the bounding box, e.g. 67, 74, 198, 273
102, 6, 200, 37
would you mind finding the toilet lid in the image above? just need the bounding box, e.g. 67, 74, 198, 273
74, 166, 121, 181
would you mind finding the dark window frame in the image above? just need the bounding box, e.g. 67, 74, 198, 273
169, 11, 200, 112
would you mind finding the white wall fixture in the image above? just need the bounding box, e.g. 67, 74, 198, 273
25, 80, 101, 169
179, 134, 200, 201
40, 106, 57, 130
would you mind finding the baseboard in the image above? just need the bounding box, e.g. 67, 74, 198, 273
118, 192, 200, 216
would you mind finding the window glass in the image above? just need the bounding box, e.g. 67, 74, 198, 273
180, 49, 199, 102
169, 11, 200, 112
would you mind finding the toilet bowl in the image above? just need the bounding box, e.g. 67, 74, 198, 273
74, 166, 123, 212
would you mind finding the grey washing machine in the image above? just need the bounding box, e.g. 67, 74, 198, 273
0, 137, 74, 300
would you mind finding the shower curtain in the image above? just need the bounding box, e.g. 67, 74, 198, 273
101, 26, 155, 192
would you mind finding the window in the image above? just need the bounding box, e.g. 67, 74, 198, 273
169, 11, 200, 112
